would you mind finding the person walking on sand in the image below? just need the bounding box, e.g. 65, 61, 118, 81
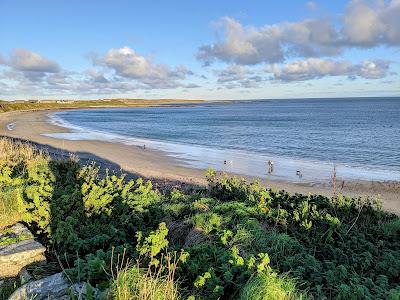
267, 160, 274, 174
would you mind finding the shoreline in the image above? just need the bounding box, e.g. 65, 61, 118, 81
0, 109, 399, 214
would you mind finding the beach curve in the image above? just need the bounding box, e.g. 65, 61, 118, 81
0, 109, 399, 214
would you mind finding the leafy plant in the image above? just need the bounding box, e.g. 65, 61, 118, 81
1, 141, 399, 300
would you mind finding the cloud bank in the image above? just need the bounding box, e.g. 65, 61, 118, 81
95, 47, 193, 89
198, 0, 400, 66
266, 58, 391, 82
0, 47, 197, 96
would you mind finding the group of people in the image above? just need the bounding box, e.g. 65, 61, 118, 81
223, 159, 302, 178
268, 160, 302, 177
223, 159, 277, 175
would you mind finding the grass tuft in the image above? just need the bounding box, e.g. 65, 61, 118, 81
240, 271, 307, 300
112, 255, 181, 300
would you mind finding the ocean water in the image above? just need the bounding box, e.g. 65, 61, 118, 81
44, 98, 400, 183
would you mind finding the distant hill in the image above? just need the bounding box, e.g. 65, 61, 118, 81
0, 98, 205, 113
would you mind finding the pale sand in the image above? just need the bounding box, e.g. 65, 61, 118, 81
1, 110, 399, 214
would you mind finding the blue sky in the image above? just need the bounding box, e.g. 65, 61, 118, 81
0, 0, 399, 100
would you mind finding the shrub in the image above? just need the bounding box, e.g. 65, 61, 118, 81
1, 140, 399, 300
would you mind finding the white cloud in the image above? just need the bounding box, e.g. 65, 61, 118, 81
85, 69, 110, 84
197, 17, 341, 65
9, 48, 60, 73
0, 47, 199, 97
342, 0, 400, 46
266, 58, 392, 81
356, 60, 392, 79
280, 19, 341, 57
197, 17, 284, 65
306, 1, 317, 10
198, 0, 400, 66
97, 46, 193, 89
214, 65, 249, 83
343, 0, 386, 45
214, 64, 265, 88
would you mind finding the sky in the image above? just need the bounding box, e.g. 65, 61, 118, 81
0, 0, 399, 100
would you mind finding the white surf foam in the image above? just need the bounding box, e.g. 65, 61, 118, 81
43, 112, 400, 184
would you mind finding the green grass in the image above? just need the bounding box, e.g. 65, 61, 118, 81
0, 188, 23, 230
0, 230, 31, 246
0, 278, 21, 300
240, 272, 307, 300
112, 265, 181, 300
0, 99, 204, 113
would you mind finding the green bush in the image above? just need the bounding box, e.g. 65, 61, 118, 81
0, 139, 399, 300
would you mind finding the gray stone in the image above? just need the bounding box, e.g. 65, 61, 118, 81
2, 223, 34, 239
8, 272, 69, 300
0, 239, 46, 278
19, 268, 32, 284
8, 275, 108, 300
0, 223, 46, 279
70, 282, 103, 299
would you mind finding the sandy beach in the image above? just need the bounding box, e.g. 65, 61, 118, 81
1, 109, 399, 214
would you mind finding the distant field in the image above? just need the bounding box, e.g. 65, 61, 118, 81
0, 99, 205, 113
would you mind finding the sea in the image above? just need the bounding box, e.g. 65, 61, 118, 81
43, 97, 400, 183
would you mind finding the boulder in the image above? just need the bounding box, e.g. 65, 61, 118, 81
8, 274, 107, 300
8, 272, 69, 300
0, 223, 46, 278
19, 268, 33, 284
70, 282, 105, 299
4, 223, 34, 239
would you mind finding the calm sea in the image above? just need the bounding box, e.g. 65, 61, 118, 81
45, 97, 400, 183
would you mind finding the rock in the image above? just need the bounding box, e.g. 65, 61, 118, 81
0, 239, 46, 278
8, 272, 69, 300
8, 275, 108, 300
0, 223, 46, 279
70, 282, 103, 299
4, 223, 34, 239
19, 268, 32, 284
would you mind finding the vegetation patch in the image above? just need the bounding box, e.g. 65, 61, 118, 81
0, 230, 31, 247
0, 278, 21, 300
0, 99, 204, 113
0, 138, 399, 299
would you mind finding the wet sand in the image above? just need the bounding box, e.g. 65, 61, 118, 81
1, 109, 399, 214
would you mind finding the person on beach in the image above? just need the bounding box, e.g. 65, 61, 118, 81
267, 160, 274, 174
